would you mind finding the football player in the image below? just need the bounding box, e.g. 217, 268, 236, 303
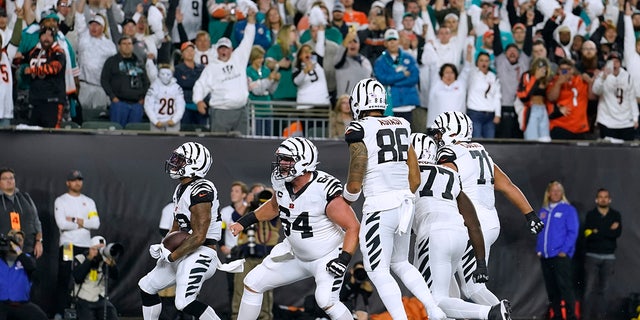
433, 111, 543, 307
342, 78, 446, 320
138, 142, 224, 320
410, 133, 512, 320
229, 137, 359, 320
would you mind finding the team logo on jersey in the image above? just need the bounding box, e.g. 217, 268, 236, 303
289, 203, 294, 209
540, 212, 547, 219
403, 58, 409, 65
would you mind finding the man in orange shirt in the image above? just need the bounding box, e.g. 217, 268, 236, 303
546, 58, 593, 140
341, 0, 368, 28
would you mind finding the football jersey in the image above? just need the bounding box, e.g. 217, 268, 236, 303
413, 162, 466, 235
195, 47, 217, 66
172, 178, 222, 240
271, 170, 344, 261
345, 116, 413, 212
170, 0, 204, 42
438, 142, 496, 218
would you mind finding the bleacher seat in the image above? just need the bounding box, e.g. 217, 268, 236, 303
181, 124, 207, 132
61, 121, 81, 129
82, 121, 123, 130
83, 108, 109, 121
124, 122, 150, 131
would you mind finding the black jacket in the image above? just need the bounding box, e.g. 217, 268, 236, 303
584, 207, 622, 255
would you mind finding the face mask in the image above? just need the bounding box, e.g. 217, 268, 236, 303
158, 68, 173, 85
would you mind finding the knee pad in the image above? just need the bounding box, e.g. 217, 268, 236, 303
390, 260, 413, 275
182, 300, 207, 317
139, 288, 161, 307
174, 293, 196, 311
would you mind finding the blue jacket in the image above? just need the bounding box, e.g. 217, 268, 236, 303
0, 253, 36, 302
373, 49, 421, 108
536, 202, 579, 258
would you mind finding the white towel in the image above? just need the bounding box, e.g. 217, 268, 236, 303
217, 259, 245, 273
396, 197, 414, 235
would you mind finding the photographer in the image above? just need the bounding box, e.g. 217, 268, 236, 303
71, 236, 119, 320
0, 229, 47, 320
230, 189, 280, 320
339, 261, 373, 320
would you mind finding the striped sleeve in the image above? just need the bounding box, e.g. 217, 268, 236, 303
189, 179, 216, 206
344, 121, 364, 144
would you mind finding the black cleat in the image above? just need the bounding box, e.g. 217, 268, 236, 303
488, 299, 512, 320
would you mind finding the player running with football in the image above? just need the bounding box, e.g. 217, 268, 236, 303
342, 78, 446, 320
229, 137, 360, 320
433, 111, 544, 309
138, 142, 225, 320
410, 133, 511, 320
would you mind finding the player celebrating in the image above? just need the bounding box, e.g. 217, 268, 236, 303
433, 111, 543, 307
410, 133, 511, 320
138, 142, 224, 320
229, 137, 360, 320
342, 78, 446, 320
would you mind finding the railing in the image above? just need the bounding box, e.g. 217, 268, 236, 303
246, 100, 332, 139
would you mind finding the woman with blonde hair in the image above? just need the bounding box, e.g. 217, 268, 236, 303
516, 57, 553, 141
248, 45, 281, 136
329, 94, 351, 138
535, 180, 579, 320
265, 24, 299, 103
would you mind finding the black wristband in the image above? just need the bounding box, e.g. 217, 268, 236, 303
339, 251, 352, 264
237, 211, 259, 229
524, 211, 536, 219
476, 258, 487, 268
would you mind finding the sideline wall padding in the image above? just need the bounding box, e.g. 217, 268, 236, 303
1, 131, 638, 318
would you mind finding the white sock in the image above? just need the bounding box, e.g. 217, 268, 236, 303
469, 288, 500, 306
368, 269, 408, 320
324, 302, 353, 320
198, 306, 221, 320
142, 303, 162, 320
237, 288, 263, 320
438, 297, 491, 319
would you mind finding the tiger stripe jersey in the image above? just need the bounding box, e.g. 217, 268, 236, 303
24, 42, 66, 104
345, 116, 413, 212
172, 177, 222, 240
270, 170, 345, 261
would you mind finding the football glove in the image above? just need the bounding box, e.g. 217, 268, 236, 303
149, 244, 173, 263
472, 259, 489, 283
326, 251, 352, 277
525, 211, 544, 234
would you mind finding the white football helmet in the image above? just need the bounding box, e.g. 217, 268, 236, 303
433, 111, 473, 145
410, 133, 438, 164
165, 142, 212, 179
272, 137, 318, 182
350, 78, 387, 120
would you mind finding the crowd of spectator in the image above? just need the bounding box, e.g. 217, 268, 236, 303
0, 0, 639, 140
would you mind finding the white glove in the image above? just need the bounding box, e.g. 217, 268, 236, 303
149, 244, 172, 262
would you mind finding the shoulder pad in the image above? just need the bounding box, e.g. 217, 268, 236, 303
437, 146, 457, 164
344, 121, 364, 144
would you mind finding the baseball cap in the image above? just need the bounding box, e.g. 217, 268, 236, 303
67, 170, 83, 181
371, 0, 385, 9
557, 25, 571, 33
91, 236, 106, 247
444, 13, 459, 21
384, 29, 399, 41
333, 2, 345, 12
121, 17, 136, 27
402, 12, 415, 19
41, 8, 60, 21
216, 37, 232, 48
88, 15, 105, 27
180, 41, 195, 51
512, 23, 526, 31
607, 51, 621, 61
483, 30, 494, 40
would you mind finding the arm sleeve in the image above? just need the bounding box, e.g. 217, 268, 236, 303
83, 199, 100, 230
72, 256, 93, 284
144, 87, 159, 124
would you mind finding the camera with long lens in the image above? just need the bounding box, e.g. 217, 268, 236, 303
353, 265, 368, 284
246, 227, 256, 256
0, 233, 20, 253
99, 242, 124, 260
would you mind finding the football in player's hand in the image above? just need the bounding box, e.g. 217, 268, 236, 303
162, 230, 190, 252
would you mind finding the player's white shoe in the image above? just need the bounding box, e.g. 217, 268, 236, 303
488, 299, 512, 320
